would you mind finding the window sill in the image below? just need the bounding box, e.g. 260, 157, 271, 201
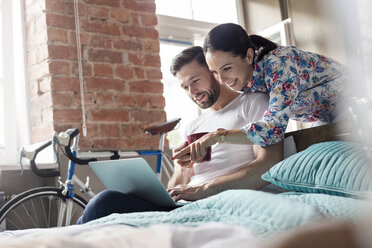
0, 163, 58, 170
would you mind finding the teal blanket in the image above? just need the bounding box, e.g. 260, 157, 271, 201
86, 190, 367, 238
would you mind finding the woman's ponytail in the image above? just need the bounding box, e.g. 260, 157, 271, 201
249, 35, 278, 61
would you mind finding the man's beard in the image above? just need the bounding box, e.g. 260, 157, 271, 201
195, 76, 220, 109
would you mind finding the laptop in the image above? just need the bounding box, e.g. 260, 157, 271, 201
89, 157, 186, 207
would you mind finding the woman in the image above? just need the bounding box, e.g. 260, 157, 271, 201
173, 23, 347, 163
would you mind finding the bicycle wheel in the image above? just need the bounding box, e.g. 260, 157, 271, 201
0, 187, 87, 231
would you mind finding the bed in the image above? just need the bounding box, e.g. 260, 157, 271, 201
0, 123, 371, 247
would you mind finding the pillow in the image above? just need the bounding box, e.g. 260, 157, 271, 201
262, 141, 372, 197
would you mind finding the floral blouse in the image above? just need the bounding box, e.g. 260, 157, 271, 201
241, 46, 347, 146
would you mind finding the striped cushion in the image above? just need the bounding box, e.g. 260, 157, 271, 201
262, 141, 372, 197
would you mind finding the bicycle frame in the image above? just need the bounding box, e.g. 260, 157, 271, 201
70, 132, 174, 180
1, 120, 180, 230
57, 137, 95, 226
53, 131, 174, 226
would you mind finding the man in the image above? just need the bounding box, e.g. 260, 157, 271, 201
167, 46, 283, 202
77, 46, 282, 224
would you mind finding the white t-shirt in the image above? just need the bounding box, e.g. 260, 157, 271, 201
184, 92, 269, 186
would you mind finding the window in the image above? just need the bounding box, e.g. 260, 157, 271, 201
156, 0, 240, 148
0, 0, 29, 165
156, 0, 239, 24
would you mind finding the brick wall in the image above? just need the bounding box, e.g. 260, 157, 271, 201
24, 0, 166, 150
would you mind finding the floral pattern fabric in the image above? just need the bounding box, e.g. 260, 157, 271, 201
241, 46, 347, 146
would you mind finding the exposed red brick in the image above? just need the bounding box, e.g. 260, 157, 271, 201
84, 123, 100, 137
46, 13, 75, 29
47, 28, 67, 43
117, 94, 135, 107
134, 67, 145, 79
94, 63, 113, 77
134, 95, 148, 107
73, 92, 95, 106
129, 81, 163, 93
71, 62, 93, 77
132, 136, 159, 149
140, 13, 157, 26
51, 77, 80, 92
45, 0, 65, 14
52, 92, 74, 107
113, 39, 143, 51
144, 40, 160, 53
48, 45, 77, 60
88, 49, 122, 63
91, 138, 132, 150
148, 95, 165, 108
146, 68, 162, 79
121, 124, 144, 136
123, 26, 158, 39
77, 138, 93, 150
110, 9, 130, 23
100, 123, 120, 137
131, 13, 140, 25
49, 60, 70, 75
115, 65, 133, 79
131, 109, 166, 123
83, 0, 120, 7
90, 109, 130, 122
88, 6, 109, 20
54, 109, 83, 122
82, 20, 121, 36
68, 32, 91, 46
128, 53, 144, 65
144, 54, 161, 67
91, 35, 112, 48
123, 0, 156, 13
64, 2, 87, 17
95, 92, 115, 105
85, 78, 125, 91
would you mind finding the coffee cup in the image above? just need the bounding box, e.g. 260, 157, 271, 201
186, 132, 212, 162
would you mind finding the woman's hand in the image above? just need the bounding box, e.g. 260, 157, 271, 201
172, 131, 219, 164
172, 141, 193, 167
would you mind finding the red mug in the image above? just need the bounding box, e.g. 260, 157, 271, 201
186, 132, 212, 162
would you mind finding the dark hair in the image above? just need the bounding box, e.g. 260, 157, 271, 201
170, 46, 207, 76
203, 23, 278, 62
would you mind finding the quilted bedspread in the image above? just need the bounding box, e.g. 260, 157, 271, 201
0, 189, 369, 248
86, 189, 368, 238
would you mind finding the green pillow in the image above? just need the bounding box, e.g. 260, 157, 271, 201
262, 141, 372, 197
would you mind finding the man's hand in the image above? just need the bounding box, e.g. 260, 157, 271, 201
167, 184, 210, 202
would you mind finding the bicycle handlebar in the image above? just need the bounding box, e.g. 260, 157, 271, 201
20, 140, 60, 177
22, 118, 182, 177
29, 158, 60, 177
54, 128, 97, 165
63, 144, 97, 165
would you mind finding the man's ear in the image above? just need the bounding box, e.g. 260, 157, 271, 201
246, 48, 254, 64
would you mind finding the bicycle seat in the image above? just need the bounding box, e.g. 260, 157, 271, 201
143, 118, 181, 135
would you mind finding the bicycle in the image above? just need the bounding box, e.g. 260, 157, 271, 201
0, 118, 181, 231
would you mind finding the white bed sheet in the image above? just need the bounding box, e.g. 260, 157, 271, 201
0, 223, 258, 248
